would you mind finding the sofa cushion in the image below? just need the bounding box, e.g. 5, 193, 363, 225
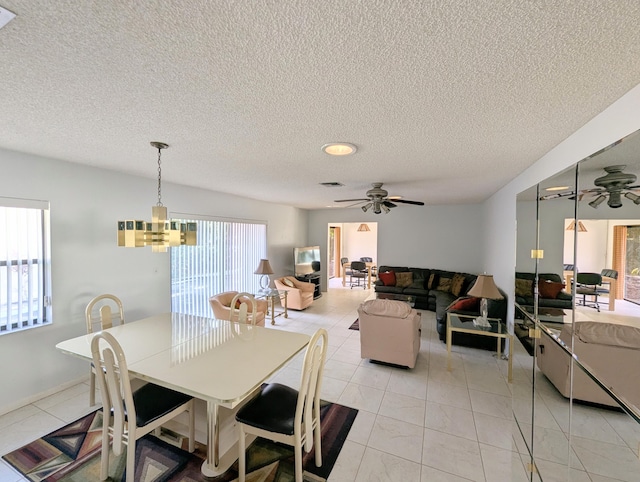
361, 299, 413, 319
515, 279, 533, 298
436, 277, 452, 292
403, 287, 429, 297
375, 285, 404, 294
575, 322, 640, 349
539, 280, 565, 299
450, 273, 467, 297
409, 269, 426, 289
378, 271, 396, 286
395, 272, 413, 288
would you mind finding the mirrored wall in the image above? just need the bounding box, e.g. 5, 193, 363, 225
514, 130, 640, 481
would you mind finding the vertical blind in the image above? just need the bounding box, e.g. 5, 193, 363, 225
171, 218, 267, 317
0, 201, 50, 334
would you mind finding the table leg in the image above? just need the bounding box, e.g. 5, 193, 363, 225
367, 267, 372, 289
446, 318, 452, 372
283, 291, 288, 318
201, 401, 220, 476
270, 296, 275, 325
608, 277, 616, 311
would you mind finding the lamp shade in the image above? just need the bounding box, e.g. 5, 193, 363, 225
357, 223, 370, 232
566, 220, 587, 232
467, 274, 503, 300
254, 259, 274, 275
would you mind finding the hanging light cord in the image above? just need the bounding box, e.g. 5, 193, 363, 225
156, 146, 163, 207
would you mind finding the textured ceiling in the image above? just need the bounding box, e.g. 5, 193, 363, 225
1, 1, 640, 209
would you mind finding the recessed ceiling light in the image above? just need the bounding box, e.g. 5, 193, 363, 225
545, 186, 571, 191
322, 143, 357, 156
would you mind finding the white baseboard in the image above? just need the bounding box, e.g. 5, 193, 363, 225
0, 375, 89, 417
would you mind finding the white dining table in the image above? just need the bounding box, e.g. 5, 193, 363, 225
56, 312, 310, 477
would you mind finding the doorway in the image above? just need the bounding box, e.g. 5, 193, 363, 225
327, 222, 378, 289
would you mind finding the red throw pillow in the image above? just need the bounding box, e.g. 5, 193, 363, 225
539, 281, 564, 299
378, 271, 396, 286
447, 297, 480, 312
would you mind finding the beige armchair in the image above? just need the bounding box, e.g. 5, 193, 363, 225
274, 276, 314, 310
358, 299, 421, 368
209, 291, 268, 326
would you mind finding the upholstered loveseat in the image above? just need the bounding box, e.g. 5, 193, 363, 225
374, 266, 507, 349
515, 272, 572, 309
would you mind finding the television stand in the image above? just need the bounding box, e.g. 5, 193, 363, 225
296, 273, 322, 299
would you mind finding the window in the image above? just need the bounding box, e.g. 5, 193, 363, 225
0, 198, 52, 334
171, 218, 267, 317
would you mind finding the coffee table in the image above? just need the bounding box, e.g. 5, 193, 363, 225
375, 292, 416, 307
446, 312, 512, 382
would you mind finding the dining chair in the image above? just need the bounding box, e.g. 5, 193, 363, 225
575, 272, 603, 312
360, 257, 377, 278
91, 331, 195, 482
235, 328, 328, 482
349, 260, 367, 289
230, 292, 258, 324
85, 294, 125, 406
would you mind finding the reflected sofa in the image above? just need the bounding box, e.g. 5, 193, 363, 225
515, 272, 572, 309
537, 321, 640, 408
358, 299, 421, 368
209, 291, 268, 326
273, 276, 314, 310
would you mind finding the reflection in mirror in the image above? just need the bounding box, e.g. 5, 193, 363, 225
516, 130, 640, 480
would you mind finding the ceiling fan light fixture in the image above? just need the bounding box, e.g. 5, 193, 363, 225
381, 204, 390, 214
361, 203, 372, 212
625, 192, 640, 204
321, 143, 357, 156
588, 195, 606, 209
608, 191, 623, 208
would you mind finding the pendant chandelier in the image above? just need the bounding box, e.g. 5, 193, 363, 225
117, 142, 197, 252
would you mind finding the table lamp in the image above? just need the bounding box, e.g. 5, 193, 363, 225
467, 274, 503, 328
254, 259, 274, 293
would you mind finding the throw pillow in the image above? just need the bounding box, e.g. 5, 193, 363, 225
282, 278, 295, 288
515, 278, 533, 298
539, 280, 565, 299
450, 273, 467, 297
378, 271, 396, 286
446, 296, 480, 312
410, 271, 426, 289
427, 272, 439, 290
436, 277, 452, 292
395, 272, 413, 288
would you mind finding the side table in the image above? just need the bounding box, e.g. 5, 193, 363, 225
256, 289, 288, 325
446, 312, 512, 382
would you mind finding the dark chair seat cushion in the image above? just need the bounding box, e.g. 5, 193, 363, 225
236, 383, 298, 436
132, 383, 193, 427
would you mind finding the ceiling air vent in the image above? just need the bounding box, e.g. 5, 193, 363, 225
320, 182, 344, 187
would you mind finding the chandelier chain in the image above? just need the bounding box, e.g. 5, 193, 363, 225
156, 146, 163, 207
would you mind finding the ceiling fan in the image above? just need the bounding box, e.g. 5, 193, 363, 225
334, 182, 425, 214
540, 165, 640, 208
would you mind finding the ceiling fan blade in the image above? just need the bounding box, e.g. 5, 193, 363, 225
383, 201, 397, 208
394, 199, 425, 206
333, 198, 369, 203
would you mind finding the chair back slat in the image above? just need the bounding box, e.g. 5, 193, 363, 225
230, 292, 258, 325
295, 329, 328, 452
86, 294, 125, 333
91, 332, 136, 457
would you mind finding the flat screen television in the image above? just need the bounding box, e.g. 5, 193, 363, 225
294, 246, 321, 277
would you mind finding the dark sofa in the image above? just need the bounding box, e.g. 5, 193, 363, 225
375, 266, 507, 350
515, 272, 572, 309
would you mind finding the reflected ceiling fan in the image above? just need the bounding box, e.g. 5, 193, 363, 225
334, 182, 424, 214
540, 165, 640, 209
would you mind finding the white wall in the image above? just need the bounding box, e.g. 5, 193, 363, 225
310, 204, 485, 291
486, 83, 640, 323
0, 148, 307, 414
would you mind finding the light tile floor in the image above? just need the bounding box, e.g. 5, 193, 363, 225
1, 281, 639, 481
